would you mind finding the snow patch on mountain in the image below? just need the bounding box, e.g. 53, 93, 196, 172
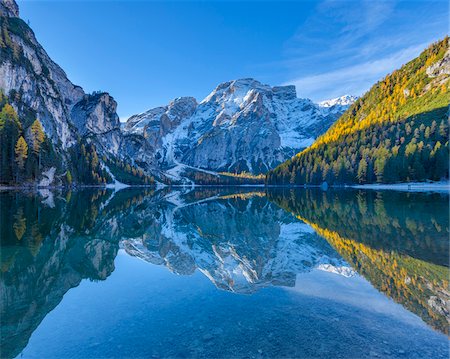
318, 95, 358, 108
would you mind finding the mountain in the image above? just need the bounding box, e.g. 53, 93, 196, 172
0, 0, 353, 186
267, 38, 450, 185
123, 79, 354, 179
318, 94, 358, 109
0, 0, 152, 186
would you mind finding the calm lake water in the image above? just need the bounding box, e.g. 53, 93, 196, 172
1, 187, 449, 359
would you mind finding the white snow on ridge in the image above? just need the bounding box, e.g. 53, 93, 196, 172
316, 263, 356, 277
318, 95, 358, 108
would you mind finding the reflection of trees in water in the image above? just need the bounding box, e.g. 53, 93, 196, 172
268, 189, 449, 265
0, 189, 155, 359
268, 188, 449, 335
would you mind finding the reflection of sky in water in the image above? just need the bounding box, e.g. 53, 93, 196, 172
293, 270, 432, 329
20, 251, 448, 359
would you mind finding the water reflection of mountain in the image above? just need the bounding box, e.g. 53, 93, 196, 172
122, 191, 350, 293
267, 188, 450, 335
1, 187, 449, 358
1, 190, 118, 359
0, 189, 160, 359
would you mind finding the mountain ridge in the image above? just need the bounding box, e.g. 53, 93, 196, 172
123, 78, 355, 178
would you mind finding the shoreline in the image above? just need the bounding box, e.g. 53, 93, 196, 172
1, 181, 449, 193
348, 182, 450, 193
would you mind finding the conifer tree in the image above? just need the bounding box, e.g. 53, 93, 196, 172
357, 158, 368, 183
15, 136, 28, 171
0, 104, 21, 183
30, 119, 45, 170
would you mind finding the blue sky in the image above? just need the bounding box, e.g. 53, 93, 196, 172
19, 0, 448, 120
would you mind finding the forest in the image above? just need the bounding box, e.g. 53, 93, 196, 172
165, 168, 265, 186
267, 37, 450, 186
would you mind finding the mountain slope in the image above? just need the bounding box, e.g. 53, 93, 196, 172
124, 79, 355, 176
0, 1, 152, 186
267, 38, 450, 185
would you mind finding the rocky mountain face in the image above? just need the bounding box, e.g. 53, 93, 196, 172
0, 0, 354, 185
0, 5, 121, 151
0, 0, 133, 186
124, 79, 355, 176
0, 0, 17, 17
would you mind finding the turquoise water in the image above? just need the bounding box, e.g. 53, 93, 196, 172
1, 188, 449, 358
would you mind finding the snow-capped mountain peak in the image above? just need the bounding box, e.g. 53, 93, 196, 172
318, 95, 358, 108
123, 79, 354, 179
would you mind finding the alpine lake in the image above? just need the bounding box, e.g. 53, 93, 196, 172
1, 186, 449, 359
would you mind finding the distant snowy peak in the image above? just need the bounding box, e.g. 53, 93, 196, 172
201, 78, 271, 104
318, 95, 358, 108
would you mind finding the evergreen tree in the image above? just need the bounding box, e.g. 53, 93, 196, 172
357, 158, 368, 183
30, 119, 46, 175
0, 104, 21, 183
66, 170, 73, 185
30, 119, 45, 156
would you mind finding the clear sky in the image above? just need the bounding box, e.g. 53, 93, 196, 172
18, 0, 449, 120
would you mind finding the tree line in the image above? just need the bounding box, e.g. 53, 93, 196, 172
267, 110, 449, 185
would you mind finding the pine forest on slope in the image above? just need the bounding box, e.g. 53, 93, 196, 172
267, 38, 450, 186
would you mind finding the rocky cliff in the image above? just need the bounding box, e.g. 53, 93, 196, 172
124, 79, 355, 176
0, 0, 132, 185
0, 0, 18, 17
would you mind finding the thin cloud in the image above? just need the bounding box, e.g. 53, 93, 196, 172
279, 0, 448, 100
288, 43, 428, 101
